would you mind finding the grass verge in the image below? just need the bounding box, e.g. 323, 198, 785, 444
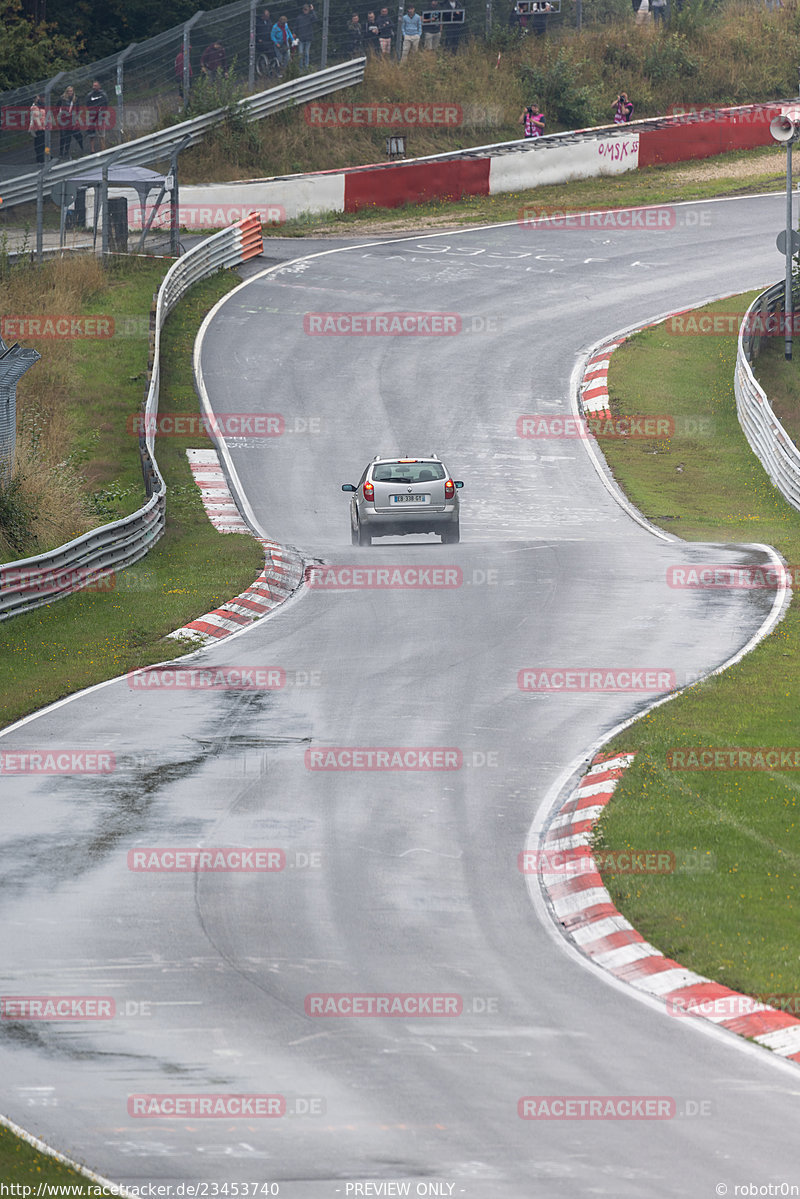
0, 266, 264, 731
592, 294, 800, 999
0, 1122, 119, 1193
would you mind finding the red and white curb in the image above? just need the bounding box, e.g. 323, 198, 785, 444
540, 751, 800, 1064
579, 339, 625, 420
168, 449, 304, 644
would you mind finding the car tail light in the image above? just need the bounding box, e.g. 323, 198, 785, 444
363, 480, 374, 502
444, 479, 454, 499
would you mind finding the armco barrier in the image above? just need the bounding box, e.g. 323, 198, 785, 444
0, 60, 366, 212
735, 281, 800, 514
0, 213, 263, 622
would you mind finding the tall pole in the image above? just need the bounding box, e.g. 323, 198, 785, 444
248, 0, 257, 89
785, 141, 793, 361
321, 0, 330, 68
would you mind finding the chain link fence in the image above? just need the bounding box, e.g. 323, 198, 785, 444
0, 0, 574, 174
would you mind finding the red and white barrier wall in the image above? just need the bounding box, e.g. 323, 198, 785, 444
119, 102, 786, 229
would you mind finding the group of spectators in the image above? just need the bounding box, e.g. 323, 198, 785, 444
517, 91, 633, 140
28, 81, 110, 163
509, 1, 553, 37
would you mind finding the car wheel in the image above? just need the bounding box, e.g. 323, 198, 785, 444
441, 523, 460, 545
357, 523, 371, 546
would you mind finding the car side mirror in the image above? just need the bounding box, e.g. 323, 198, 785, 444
454, 480, 464, 489
342, 483, 356, 492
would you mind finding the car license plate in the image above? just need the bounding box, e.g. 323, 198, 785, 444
391, 494, 428, 504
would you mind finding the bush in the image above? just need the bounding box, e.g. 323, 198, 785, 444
521, 49, 600, 126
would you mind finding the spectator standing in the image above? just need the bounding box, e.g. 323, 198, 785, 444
401, 5, 422, 60
519, 102, 544, 137
271, 16, 296, 67
295, 3, 317, 67
175, 46, 192, 98
201, 41, 227, 74
531, 0, 551, 35
613, 92, 634, 122
256, 8, 272, 51
346, 13, 364, 53
423, 0, 443, 48
56, 86, 83, 159
85, 80, 109, 153
364, 10, 381, 53
442, 0, 464, 51
29, 94, 47, 164
377, 6, 394, 53
509, 2, 528, 33
651, 0, 666, 21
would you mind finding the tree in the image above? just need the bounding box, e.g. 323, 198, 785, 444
0, 0, 82, 90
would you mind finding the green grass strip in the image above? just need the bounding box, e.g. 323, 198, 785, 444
0, 265, 264, 731
0, 1121, 120, 1192
595, 295, 800, 999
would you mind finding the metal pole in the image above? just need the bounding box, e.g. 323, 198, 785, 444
396, 1, 404, 60
485, 0, 492, 38
249, 0, 257, 88
101, 162, 109, 260
576, 0, 582, 30
43, 69, 65, 161
116, 43, 137, 141
182, 13, 204, 112
786, 141, 793, 360
35, 163, 46, 264
321, 0, 330, 68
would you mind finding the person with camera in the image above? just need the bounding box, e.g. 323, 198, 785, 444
519, 102, 545, 138
613, 92, 634, 123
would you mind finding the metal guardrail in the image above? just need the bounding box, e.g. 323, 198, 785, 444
735, 280, 800, 514
0, 59, 366, 211
0, 214, 263, 621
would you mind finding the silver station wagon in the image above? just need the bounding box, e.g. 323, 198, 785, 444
342, 456, 464, 545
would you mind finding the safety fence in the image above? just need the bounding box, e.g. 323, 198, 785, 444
0, 213, 264, 621
735, 281, 800, 516
0, 58, 366, 213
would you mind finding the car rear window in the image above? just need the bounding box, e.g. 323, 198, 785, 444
372, 462, 446, 483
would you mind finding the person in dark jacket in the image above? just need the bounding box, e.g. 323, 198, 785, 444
364, 10, 381, 53
85, 80, 110, 153
442, 0, 464, 51
377, 6, 394, 53
56, 86, 83, 159
345, 13, 364, 54
295, 4, 317, 68
201, 41, 227, 74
